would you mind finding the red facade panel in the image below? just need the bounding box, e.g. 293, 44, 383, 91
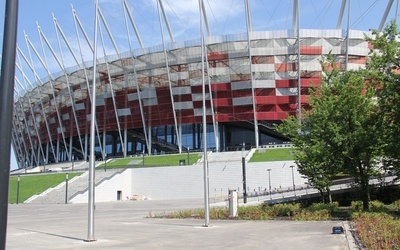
211, 82, 231, 91
207, 52, 228, 60
213, 98, 232, 107
300, 46, 323, 55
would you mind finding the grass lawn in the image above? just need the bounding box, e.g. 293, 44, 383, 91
249, 148, 294, 162
100, 153, 202, 168
8, 173, 80, 204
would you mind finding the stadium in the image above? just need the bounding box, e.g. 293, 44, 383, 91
10, 0, 399, 169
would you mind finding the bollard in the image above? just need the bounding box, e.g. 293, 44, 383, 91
228, 190, 238, 217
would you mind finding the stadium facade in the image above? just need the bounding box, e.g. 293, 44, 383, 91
10, 0, 396, 169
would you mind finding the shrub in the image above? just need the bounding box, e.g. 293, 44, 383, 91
238, 205, 274, 220
350, 200, 391, 213
294, 210, 331, 221
270, 203, 301, 217
306, 202, 339, 213
369, 200, 390, 213
350, 201, 363, 212
210, 207, 230, 219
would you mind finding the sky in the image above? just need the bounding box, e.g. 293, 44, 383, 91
1, 0, 399, 170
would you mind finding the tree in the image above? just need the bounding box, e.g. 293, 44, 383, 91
277, 58, 383, 210
366, 21, 400, 177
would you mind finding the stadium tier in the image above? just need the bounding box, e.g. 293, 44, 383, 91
10, 0, 394, 169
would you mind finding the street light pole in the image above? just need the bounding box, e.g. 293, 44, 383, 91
16, 175, 20, 204
187, 147, 189, 165
71, 154, 74, 172
104, 153, 107, 172
290, 165, 296, 196
242, 142, 247, 204
65, 173, 69, 204
267, 169, 271, 200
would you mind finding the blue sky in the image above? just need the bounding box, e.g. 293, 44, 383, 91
1, 0, 399, 170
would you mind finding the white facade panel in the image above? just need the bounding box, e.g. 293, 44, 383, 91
175, 101, 194, 110
253, 64, 275, 72
276, 88, 298, 96
192, 93, 210, 101
127, 93, 138, 101
208, 67, 230, 76
117, 108, 131, 117
172, 86, 191, 95
170, 72, 189, 81
74, 103, 85, 111
347, 63, 366, 70
231, 81, 251, 90
142, 98, 158, 106
62, 113, 69, 120
254, 80, 276, 88
233, 97, 253, 106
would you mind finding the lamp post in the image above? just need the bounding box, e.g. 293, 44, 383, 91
65, 173, 69, 204
242, 142, 247, 203
71, 154, 74, 172
187, 147, 190, 165
104, 153, 107, 172
16, 175, 20, 204
290, 165, 296, 196
142, 150, 145, 167
267, 169, 271, 200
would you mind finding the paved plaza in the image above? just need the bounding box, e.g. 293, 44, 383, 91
6, 199, 357, 249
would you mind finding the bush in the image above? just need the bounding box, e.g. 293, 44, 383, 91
306, 202, 339, 213
369, 200, 390, 213
351, 200, 391, 213
350, 201, 363, 212
238, 205, 274, 220
294, 210, 331, 221
270, 203, 301, 217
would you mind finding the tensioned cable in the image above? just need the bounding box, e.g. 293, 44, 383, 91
284, 0, 293, 29
126, 0, 158, 46
261, 0, 283, 30
221, 0, 235, 34
351, 0, 380, 28
310, 0, 334, 29
164, 0, 185, 27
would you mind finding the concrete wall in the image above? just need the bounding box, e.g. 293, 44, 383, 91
71, 160, 307, 203
71, 170, 132, 203
130, 160, 306, 200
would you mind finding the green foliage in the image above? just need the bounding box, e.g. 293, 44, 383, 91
366, 21, 400, 176
238, 206, 275, 220
294, 210, 331, 221
277, 39, 391, 210
266, 203, 301, 217
8, 173, 81, 203
306, 202, 339, 213
369, 201, 391, 213
101, 153, 201, 168
249, 148, 294, 162
351, 200, 391, 213
350, 201, 364, 213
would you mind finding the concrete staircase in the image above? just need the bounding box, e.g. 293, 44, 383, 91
205, 150, 253, 163
27, 168, 126, 204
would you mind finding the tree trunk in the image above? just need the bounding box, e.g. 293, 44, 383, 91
319, 189, 325, 203
327, 188, 332, 203
359, 166, 370, 211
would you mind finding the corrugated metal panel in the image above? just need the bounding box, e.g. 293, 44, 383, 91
233, 97, 253, 106
174, 101, 194, 110
231, 81, 251, 90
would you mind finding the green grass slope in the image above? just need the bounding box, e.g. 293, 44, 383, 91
249, 148, 294, 162
8, 173, 80, 204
